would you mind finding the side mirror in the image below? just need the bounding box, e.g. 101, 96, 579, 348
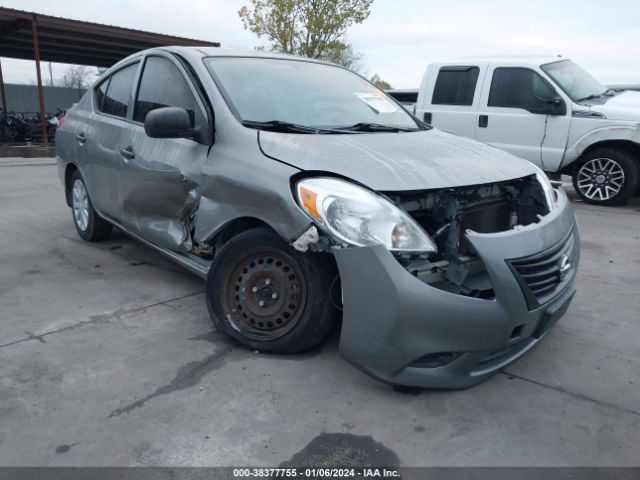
536, 96, 567, 116
144, 107, 195, 139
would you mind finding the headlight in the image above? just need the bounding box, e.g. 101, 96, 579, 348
534, 168, 557, 212
295, 177, 437, 254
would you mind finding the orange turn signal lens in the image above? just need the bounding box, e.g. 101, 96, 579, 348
299, 186, 321, 220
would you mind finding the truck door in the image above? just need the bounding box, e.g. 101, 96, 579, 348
416, 64, 487, 138
117, 53, 210, 251
476, 67, 558, 166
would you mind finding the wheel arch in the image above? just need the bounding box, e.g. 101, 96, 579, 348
64, 162, 79, 207
205, 216, 281, 249
561, 138, 640, 175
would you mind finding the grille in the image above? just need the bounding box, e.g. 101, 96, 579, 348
507, 229, 576, 309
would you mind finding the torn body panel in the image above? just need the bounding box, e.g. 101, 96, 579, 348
115, 127, 208, 252
334, 188, 578, 389
193, 128, 311, 247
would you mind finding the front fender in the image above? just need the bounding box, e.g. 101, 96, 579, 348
563, 124, 640, 168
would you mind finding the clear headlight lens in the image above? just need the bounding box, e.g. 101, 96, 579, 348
295, 177, 437, 254
533, 167, 557, 212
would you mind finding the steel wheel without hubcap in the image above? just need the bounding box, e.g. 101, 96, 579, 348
72, 178, 90, 231
221, 246, 307, 341
576, 157, 625, 202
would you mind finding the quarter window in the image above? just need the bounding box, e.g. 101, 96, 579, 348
94, 80, 108, 112
134, 57, 197, 125
432, 66, 480, 106
488, 68, 556, 113
101, 63, 139, 118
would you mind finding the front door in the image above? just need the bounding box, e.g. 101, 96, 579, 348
476, 67, 557, 167
117, 54, 210, 251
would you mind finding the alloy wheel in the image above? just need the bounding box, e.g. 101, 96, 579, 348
72, 178, 90, 231
576, 157, 625, 202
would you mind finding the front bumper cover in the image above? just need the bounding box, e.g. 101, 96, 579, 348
333, 188, 580, 389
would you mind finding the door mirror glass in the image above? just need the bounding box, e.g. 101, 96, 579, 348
144, 107, 195, 139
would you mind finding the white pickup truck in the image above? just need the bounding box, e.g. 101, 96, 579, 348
413, 56, 640, 205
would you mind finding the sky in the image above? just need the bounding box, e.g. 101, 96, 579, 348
2, 0, 640, 88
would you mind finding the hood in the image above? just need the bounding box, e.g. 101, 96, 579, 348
259, 128, 537, 191
589, 91, 640, 122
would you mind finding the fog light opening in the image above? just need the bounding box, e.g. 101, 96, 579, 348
510, 324, 525, 340
410, 352, 461, 369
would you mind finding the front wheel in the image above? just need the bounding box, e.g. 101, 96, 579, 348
206, 227, 338, 353
572, 148, 639, 205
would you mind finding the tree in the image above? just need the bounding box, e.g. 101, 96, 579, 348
369, 73, 391, 89
322, 41, 363, 71
58, 66, 93, 90
238, 0, 373, 68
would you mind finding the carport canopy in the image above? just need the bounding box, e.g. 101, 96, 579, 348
0, 6, 220, 143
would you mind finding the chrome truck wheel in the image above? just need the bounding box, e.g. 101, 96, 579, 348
572, 148, 639, 205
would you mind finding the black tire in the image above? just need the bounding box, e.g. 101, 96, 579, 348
572, 147, 639, 205
206, 227, 338, 353
69, 170, 112, 241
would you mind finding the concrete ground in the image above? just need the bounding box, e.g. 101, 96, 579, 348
0, 157, 639, 467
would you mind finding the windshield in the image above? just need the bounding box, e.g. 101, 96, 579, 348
541, 60, 607, 102
204, 57, 419, 131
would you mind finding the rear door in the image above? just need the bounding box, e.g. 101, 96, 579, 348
82, 60, 141, 220
416, 64, 487, 138
117, 53, 211, 251
476, 66, 555, 165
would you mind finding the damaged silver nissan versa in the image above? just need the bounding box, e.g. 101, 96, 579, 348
56, 48, 580, 389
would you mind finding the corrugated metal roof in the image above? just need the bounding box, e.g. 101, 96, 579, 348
0, 7, 220, 67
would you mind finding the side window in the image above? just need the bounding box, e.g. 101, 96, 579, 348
94, 80, 108, 112
432, 66, 480, 106
488, 68, 555, 112
133, 57, 197, 125
102, 63, 139, 118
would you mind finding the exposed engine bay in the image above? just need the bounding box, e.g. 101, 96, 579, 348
386, 174, 550, 298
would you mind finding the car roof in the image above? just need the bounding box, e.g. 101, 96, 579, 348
160, 46, 336, 64
434, 55, 567, 67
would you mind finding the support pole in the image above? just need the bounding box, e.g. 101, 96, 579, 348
0, 59, 7, 113
31, 14, 48, 145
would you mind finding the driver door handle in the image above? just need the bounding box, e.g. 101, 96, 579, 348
478, 115, 489, 128
76, 132, 86, 143
119, 147, 135, 161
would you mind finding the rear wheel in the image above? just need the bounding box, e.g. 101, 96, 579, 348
206, 227, 337, 353
70, 171, 112, 241
572, 147, 639, 205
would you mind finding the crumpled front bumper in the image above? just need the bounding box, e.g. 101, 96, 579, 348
333, 188, 580, 389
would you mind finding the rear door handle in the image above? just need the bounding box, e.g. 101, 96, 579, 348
423, 112, 432, 124
478, 115, 489, 128
119, 147, 135, 161
76, 132, 86, 143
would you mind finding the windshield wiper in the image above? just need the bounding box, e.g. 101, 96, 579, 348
336, 122, 418, 132
242, 120, 360, 134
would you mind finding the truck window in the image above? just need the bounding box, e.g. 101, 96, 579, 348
432, 66, 480, 106
488, 68, 555, 113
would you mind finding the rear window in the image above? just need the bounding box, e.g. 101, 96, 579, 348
101, 62, 139, 118
432, 66, 480, 106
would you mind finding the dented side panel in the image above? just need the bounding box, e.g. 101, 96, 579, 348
117, 125, 207, 251
193, 124, 311, 244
